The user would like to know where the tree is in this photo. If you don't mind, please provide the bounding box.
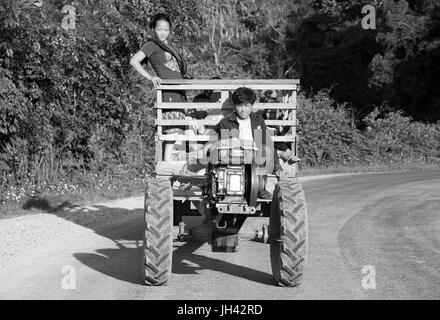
[0,0,202,182]
[197,0,243,66]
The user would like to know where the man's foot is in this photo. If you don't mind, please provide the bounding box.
[258,190,273,199]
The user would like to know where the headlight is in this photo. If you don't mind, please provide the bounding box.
[226,169,245,195]
[228,174,242,192]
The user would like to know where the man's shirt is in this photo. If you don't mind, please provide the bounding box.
[237,117,253,141]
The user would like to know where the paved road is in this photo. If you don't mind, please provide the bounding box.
[1,171,439,299]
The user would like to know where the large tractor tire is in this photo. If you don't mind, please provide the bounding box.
[143,178,174,286]
[269,178,308,287]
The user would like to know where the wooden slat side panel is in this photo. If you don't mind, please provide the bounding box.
[289,91,297,156]
[160,79,300,85]
[272,136,296,142]
[158,135,296,142]
[155,119,296,126]
[158,84,297,90]
[159,135,216,141]
[156,119,219,126]
[155,102,296,109]
[156,89,163,163]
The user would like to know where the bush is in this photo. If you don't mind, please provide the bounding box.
[297,90,440,168]
[1,2,439,207]
[297,90,364,167]
[362,109,440,164]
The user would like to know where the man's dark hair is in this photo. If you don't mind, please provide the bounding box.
[232,87,256,106]
[149,13,172,29]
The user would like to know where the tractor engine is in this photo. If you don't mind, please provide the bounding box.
[204,163,266,215]
[200,140,268,252]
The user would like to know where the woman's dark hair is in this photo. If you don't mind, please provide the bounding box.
[232,87,256,106]
[193,94,211,103]
[149,13,172,29]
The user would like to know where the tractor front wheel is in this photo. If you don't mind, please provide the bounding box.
[143,178,174,286]
[269,178,308,287]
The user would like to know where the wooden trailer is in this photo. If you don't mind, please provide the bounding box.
[153,79,300,203]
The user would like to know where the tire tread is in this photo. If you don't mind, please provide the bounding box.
[143,179,173,286]
[270,178,308,287]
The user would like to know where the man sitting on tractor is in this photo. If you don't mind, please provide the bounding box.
[216,87,285,198]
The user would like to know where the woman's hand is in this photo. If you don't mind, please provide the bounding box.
[151,76,162,88]
[279,150,301,164]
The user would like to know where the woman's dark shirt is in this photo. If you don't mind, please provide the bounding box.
[140,41,182,79]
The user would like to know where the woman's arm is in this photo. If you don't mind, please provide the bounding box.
[129,50,162,88]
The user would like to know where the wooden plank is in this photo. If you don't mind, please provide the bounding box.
[156,119,219,126]
[221,90,229,104]
[273,136,296,142]
[281,91,295,156]
[155,119,296,126]
[161,79,300,85]
[156,102,222,109]
[287,91,296,154]
[159,135,216,141]
[154,135,160,163]
[266,120,295,126]
[155,102,296,110]
[158,134,296,142]
[158,84,298,90]
[156,90,163,163]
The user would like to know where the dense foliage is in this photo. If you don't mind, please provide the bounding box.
[1,0,439,204]
[285,0,440,122]
[298,90,440,167]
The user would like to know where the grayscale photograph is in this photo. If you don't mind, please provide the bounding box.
[0,0,439,303]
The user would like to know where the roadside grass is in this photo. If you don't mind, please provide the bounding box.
[1,162,439,220]
[0,175,146,219]
[298,162,440,177]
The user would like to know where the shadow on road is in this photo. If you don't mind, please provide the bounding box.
[22,198,77,212]
[172,241,275,285]
[73,239,274,286]
[22,198,274,286]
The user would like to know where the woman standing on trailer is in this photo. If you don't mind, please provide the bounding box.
[130,13,187,113]
[130,13,190,161]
